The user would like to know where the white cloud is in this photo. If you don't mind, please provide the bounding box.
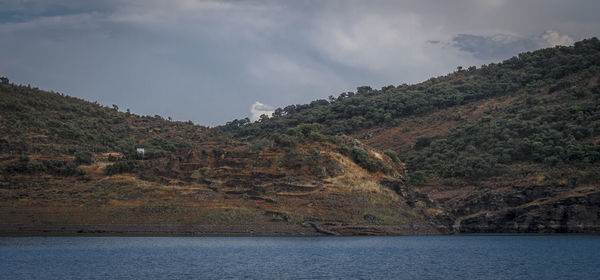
[539,30,574,47]
[250,101,273,121]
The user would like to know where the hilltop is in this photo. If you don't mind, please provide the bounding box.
[1,38,599,235]
[0,77,433,235]
[223,38,600,232]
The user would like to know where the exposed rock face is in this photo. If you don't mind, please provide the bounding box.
[457,191,600,233]
[380,178,456,233]
[414,183,599,233]
[380,178,433,207]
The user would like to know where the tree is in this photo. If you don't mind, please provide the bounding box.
[356,86,373,95]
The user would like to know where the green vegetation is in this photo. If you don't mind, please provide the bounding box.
[220,38,600,183]
[383,149,399,163]
[271,123,326,148]
[0,77,206,178]
[2,38,599,184]
[4,156,84,176]
[406,92,600,180]
[138,138,192,159]
[0,81,204,158]
[75,151,93,165]
[1,39,599,233]
[340,144,390,173]
[223,39,600,138]
[105,159,145,175]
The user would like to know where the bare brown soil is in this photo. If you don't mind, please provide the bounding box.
[0,140,441,236]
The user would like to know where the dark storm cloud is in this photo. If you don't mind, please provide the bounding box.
[0,0,115,23]
[0,0,599,125]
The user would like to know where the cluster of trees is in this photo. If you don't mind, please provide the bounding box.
[3,38,600,182]
[406,87,600,182]
[4,156,85,176]
[105,160,145,175]
[75,151,93,165]
[246,122,391,174]
[220,38,600,182]
[0,80,203,159]
[339,144,390,173]
[0,77,208,178]
[100,137,192,175]
[222,38,599,138]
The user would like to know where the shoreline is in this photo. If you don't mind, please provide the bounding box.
[0,223,442,237]
[2,224,599,237]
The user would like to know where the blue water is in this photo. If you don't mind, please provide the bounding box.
[1,235,599,279]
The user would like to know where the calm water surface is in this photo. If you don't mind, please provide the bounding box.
[1,235,599,279]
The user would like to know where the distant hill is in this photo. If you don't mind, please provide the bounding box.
[1,38,599,235]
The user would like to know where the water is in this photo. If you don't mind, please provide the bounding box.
[1,235,599,279]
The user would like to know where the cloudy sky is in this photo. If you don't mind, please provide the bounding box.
[1,0,599,125]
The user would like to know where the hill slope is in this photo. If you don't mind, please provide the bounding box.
[0,79,435,236]
[222,38,600,233]
[1,38,599,235]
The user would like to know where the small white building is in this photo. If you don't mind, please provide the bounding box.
[136,148,145,154]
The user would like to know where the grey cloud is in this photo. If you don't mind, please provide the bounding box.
[452,33,539,60]
[452,31,575,60]
[0,1,598,125]
[0,0,116,23]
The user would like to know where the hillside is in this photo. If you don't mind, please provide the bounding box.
[1,38,599,235]
[222,38,600,233]
[0,79,435,236]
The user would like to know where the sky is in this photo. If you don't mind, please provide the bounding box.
[1,0,599,126]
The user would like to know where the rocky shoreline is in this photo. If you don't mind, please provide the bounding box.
[0,222,441,237]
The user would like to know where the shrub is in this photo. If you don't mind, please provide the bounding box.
[384,149,399,162]
[42,160,83,176]
[408,170,427,186]
[108,154,118,162]
[106,160,144,175]
[249,138,273,152]
[4,156,84,176]
[279,149,305,169]
[75,151,93,165]
[273,133,298,148]
[340,145,389,173]
[4,156,31,173]
[339,144,351,156]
